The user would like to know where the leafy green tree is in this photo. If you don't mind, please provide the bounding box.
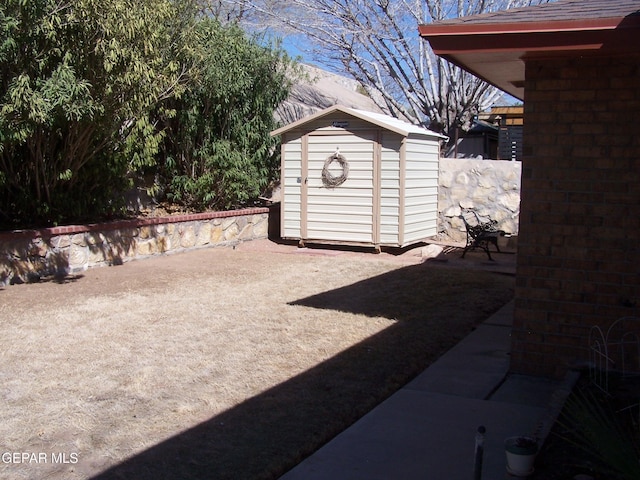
[0,1,294,227]
[156,19,294,210]
[0,0,195,226]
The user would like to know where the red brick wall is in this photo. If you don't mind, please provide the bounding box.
[511,53,640,378]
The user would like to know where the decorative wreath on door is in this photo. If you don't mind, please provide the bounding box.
[321,152,349,188]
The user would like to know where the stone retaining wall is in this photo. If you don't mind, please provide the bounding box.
[0,208,269,286]
[437,158,521,243]
[0,159,521,285]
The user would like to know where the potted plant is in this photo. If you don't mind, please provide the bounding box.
[505,435,538,477]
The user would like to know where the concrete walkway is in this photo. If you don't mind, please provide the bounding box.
[279,301,578,480]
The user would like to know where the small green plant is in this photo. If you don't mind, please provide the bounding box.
[514,437,537,451]
[154,20,294,211]
[558,385,640,480]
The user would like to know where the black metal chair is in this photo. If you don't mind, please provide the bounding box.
[460,209,505,260]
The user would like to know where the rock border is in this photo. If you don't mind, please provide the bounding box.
[0,208,269,286]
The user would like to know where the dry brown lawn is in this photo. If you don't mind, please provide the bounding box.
[0,240,514,480]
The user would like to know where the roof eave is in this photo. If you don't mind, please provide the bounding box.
[271,105,414,137]
[418,17,626,37]
[419,15,640,101]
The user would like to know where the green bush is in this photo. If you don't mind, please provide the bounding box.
[0,1,293,228]
[558,383,640,480]
[156,20,293,211]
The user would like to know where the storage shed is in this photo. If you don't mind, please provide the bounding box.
[271,105,446,249]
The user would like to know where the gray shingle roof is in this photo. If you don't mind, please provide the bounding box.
[434,0,640,26]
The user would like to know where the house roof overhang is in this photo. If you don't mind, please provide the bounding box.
[418,2,640,100]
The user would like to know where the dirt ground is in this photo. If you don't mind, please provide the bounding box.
[0,239,515,480]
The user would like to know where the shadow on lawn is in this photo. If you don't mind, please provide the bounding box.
[90,263,514,480]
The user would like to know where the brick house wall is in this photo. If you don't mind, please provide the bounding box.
[511,53,640,378]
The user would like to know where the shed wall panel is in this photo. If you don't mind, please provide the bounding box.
[406,139,440,156]
[403,137,440,243]
[282,138,303,238]
[406,188,438,200]
[378,132,402,245]
[305,132,375,243]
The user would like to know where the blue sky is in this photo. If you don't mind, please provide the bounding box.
[275,31,521,108]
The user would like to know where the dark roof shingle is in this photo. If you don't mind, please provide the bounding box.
[434,0,640,26]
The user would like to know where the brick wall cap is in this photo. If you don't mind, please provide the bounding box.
[0,208,269,241]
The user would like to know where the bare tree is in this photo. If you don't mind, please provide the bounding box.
[196,0,254,22]
[206,0,551,140]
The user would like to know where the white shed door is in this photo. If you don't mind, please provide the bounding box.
[305,132,376,243]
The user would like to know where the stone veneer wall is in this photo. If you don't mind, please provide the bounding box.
[0,208,269,286]
[437,157,521,243]
[0,160,521,286]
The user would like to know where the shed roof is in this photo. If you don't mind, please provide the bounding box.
[271,104,447,139]
[418,0,640,100]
